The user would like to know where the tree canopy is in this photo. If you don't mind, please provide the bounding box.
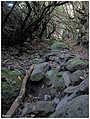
[2,1,89,48]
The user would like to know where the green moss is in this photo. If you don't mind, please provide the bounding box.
[66,58,88,71]
[46,70,63,81]
[48,38,56,46]
[46,70,59,80]
[1,68,22,114]
[46,70,65,91]
[49,112,56,118]
[67,58,87,66]
[31,74,38,81]
[68,59,86,65]
[31,72,44,81]
[1,68,22,80]
[54,78,65,91]
[51,41,69,50]
[1,68,22,92]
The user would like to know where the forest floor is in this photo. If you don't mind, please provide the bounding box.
[1,38,89,118]
[65,38,88,60]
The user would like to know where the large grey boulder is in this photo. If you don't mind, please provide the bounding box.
[64,85,79,94]
[71,70,84,85]
[30,62,49,81]
[79,77,89,92]
[55,95,69,111]
[21,101,55,116]
[64,78,89,94]
[46,70,65,91]
[50,95,89,118]
[65,58,88,72]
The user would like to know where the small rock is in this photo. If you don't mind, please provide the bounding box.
[79,77,89,92]
[31,114,35,117]
[62,71,71,87]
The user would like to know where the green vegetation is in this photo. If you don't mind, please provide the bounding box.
[1,68,22,114]
[51,41,69,50]
[1,1,89,117]
[2,1,89,49]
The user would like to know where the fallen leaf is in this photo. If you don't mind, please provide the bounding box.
[17,76,22,81]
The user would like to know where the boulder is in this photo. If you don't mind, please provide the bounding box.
[56,95,69,111]
[38,87,57,100]
[48,87,57,98]
[46,70,65,91]
[45,70,58,84]
[65,58,88,72]
[51,42,69,50]
[30,62,49,81]
[71,70,84,85]
[53,78,65,91]
[79,77,89,92]
[64,77,89,95]
[1,68,22,114]
[50,95,89,118]
[62,71,71,87]
[21,101,55,116]
[64,85,79,94]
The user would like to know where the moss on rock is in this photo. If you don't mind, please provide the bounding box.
[46,70,65,91]
[65,58,88,72]
[51,41,69,50]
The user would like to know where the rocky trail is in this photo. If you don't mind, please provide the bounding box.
[1,40,89,118]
